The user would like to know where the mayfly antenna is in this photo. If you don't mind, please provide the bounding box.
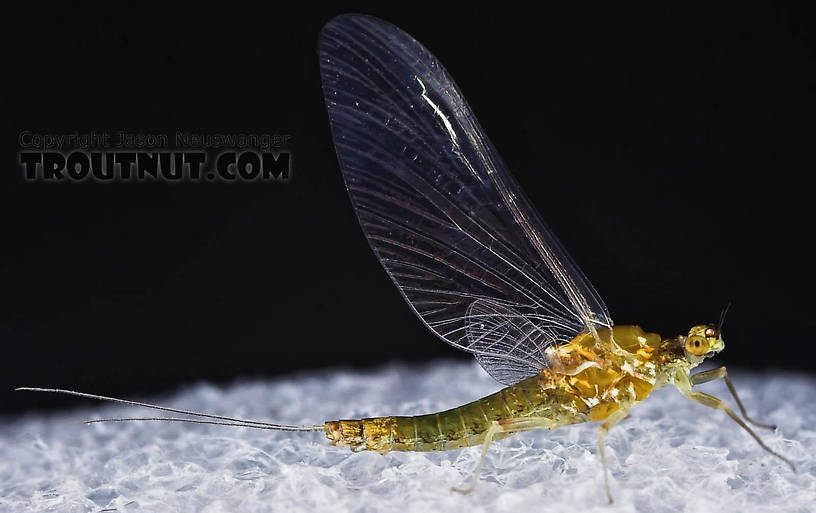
[15,387,324,432]
[718,302,732,331]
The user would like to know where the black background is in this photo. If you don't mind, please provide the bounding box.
[3,4,814,414]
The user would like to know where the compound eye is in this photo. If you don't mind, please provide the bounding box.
[686,336,709,356]
[704,327,715,337]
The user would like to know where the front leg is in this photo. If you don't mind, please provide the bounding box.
[674,371,796,472]
[691,366,774,430]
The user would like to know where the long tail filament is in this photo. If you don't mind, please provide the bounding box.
[16,387,324,432]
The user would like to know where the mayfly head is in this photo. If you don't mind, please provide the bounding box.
[684,324,725,358]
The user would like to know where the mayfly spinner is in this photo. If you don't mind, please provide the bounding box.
[20,14,796,503]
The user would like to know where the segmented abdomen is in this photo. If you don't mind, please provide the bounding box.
[324,374,588,452]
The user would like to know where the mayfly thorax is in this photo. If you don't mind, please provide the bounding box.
[19,13,796,504]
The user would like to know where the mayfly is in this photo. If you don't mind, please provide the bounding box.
[20,14,796,503]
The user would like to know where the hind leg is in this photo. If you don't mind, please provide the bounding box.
[452,416,558,494]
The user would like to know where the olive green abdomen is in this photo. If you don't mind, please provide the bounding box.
[324,374,588,453]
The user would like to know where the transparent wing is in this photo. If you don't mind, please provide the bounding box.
[319,14,612,385]
[466,299,556,385]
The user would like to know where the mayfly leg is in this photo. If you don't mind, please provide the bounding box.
[596,405,631,505]
[452,417,557,494]
[690,366,775,430]
[452,421,503,494]
[674,373,797,472]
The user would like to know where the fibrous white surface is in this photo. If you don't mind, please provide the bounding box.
[1,361,814,513]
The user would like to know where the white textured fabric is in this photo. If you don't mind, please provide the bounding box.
[2,361,814,513]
